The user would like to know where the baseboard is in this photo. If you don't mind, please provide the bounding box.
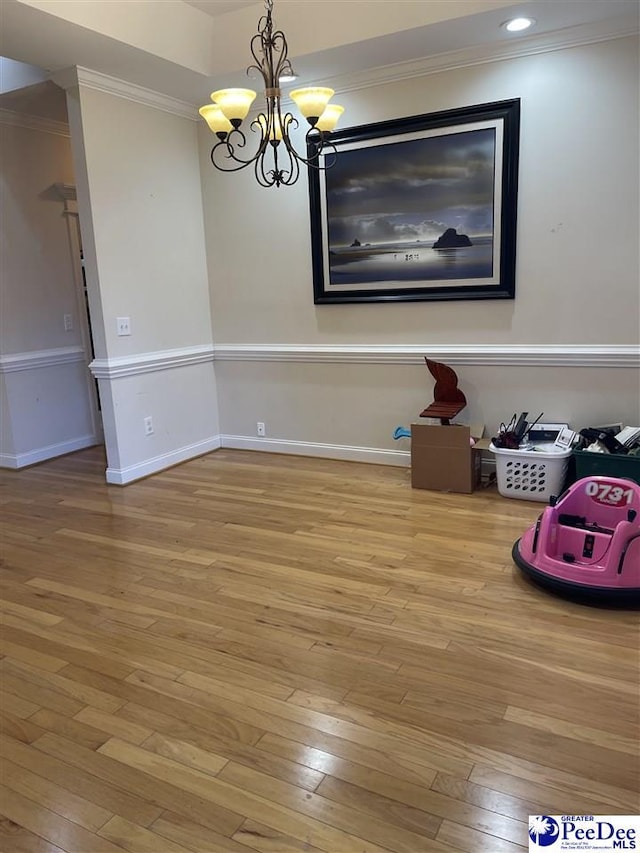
[105,436,221,485]
[0,432,497,481]
[0,435,100,469]
[220,434,500,477]
[220,434,411,467]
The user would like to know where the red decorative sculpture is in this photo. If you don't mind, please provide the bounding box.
[419,358,467,424]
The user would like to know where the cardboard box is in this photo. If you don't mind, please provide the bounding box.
[411,423,489,493]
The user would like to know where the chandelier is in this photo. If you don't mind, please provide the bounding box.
[198,0,344,188]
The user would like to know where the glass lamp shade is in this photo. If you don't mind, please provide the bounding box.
[315,104,344,132]
[290,87,334,121]
[199,104,233,134]
[257,113,284,141]
[211,88,257,123]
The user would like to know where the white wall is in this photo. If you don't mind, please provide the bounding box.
[202,36,640,461]
[0,116,99,468]
[1,121,78,352]
[64,80,220,482]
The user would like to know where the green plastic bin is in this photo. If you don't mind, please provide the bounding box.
[572,449,640,486]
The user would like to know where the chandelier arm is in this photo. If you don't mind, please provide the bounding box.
[253,155,285,188]
[276,139,300,187]
[254,158,273,188]
[287,149,301,185]
[304,134,339,171]
[209,124,272,172]
[275,124,338,170]
[253,140,286,188]
[211,144,261,173]
[275,108,301,185]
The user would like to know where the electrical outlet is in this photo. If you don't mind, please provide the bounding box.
[64,313,73,331]
[144,416,154,436]
[117,316,131,336]
[257,422,266,437]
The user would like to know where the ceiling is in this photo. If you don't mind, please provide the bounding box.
[182,1,256,16]
[0,0,637,120]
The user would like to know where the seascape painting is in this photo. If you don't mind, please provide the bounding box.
[308,100,520,303]
[326,128,496,286]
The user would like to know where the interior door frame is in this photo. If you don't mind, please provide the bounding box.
[54,182,103,442]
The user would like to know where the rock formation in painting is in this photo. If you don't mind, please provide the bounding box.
[433,228,472,248]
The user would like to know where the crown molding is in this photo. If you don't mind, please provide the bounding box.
[51,67,198,120]
[323,19,639,97]
[42,18,637,123]
[212,344,640,368]
[90,344,215,379]
[40,18,637,122]
[0,347,85,373]
[0,108,70,137]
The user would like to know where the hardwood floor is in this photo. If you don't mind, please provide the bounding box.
[0,446,638,853]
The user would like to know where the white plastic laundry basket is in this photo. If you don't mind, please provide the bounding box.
[489,442,572,502]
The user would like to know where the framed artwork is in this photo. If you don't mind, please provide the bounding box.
[308,99,520,304]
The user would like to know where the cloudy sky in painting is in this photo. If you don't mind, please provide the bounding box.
[325,127,496,247]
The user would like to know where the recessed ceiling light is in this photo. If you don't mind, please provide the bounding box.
[503,17,536,33]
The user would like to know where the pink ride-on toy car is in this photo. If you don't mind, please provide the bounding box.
[512,475,640,606]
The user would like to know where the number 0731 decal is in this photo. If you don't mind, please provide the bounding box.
[584,480,634,506]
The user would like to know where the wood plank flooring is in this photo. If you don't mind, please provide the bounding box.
[0,446,638,852]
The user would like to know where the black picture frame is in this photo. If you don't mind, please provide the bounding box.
[308,99,520,304]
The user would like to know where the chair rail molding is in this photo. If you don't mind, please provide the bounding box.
[85,342,639,379]
[212,344,640,368]
[89,344,215,379]
[0,347,85,373]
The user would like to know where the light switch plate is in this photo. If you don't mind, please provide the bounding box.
[116,317,131,336]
